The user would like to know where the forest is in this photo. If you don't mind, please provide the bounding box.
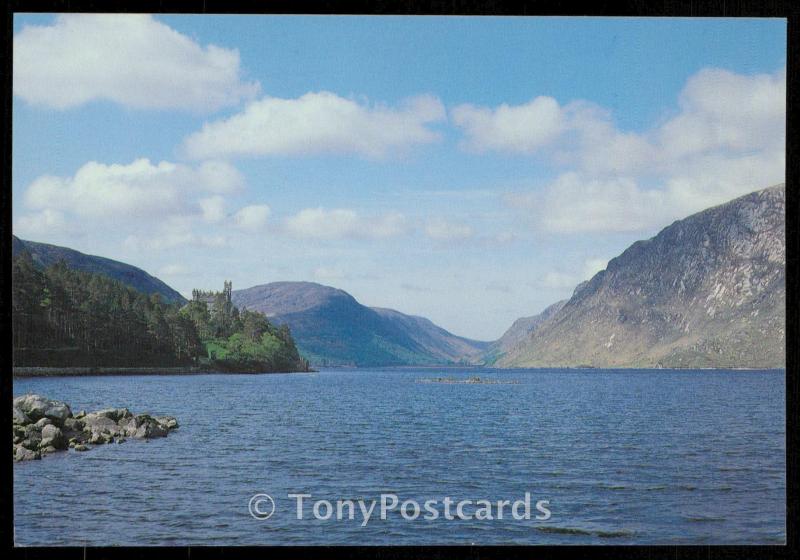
[11,252,310,372]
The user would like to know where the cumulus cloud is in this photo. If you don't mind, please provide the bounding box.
[14,14,259,112]
[183,92,446,159]
[13,157,268,252]
[508,173,670,233]
[451,96,564,154]
[424,218,474,241]
[284,207,409,240]
[14,209,76,238]
[233,204,271,232]
[484,67,786,233]
[22,158,244,221]
[199,196,227,223]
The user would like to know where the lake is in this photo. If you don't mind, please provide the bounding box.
[13,368,786,545]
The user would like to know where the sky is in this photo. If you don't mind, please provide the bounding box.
[11,15,787,340]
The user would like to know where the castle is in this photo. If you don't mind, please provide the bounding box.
[192,280,232,304]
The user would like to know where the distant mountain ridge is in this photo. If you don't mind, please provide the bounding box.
[496,185,786,368]
[12,236,186,304]
[231,281,489,367]
[483,299,566,365]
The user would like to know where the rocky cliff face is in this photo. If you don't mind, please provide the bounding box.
[483,300,566,365]
[232,282,488,367]
[497,185,786,368]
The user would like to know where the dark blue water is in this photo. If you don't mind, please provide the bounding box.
[13,368,785,545]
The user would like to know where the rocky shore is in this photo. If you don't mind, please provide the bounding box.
[13,394,178,462]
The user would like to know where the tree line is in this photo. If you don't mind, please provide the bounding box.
[12,252,309,372]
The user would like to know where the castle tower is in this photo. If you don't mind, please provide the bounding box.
[223,281,232,304]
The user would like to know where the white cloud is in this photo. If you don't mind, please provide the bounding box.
[486,67,786,233]
[451,96,564,154]
[233,204,271,232]
[183,92,445,159]
[14,14,259,112]
[509,173,670,234]
[424,218,474,241]
[22,158,244,221]
[199,196,227,223]
[14,158,254,252]
[14,209,75,238]
[284,207,409,240]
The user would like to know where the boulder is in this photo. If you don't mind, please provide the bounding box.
[74,444,89,452]
[63,417,84,432]
[41,424,66,450]
[95,408,132,422]
[82,413,121,436]
[156,416,179,430]
[35,418,52,429]
[14,445,41,461]
[14,395,72,425]
[119,416,140,437]
[14,394,49,421]
[13,407,30,426]
[44,402,72,426]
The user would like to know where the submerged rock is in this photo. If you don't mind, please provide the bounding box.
[11,394,179,462]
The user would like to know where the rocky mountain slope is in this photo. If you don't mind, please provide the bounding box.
[232,281,488,367]
[483,300,566,365]
[12,236,186,304]
[497,185,786,368]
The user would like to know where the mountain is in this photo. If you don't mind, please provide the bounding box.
[497,185,786,369]
[483,300,566,365]
[231,281,489,366]
[12,236,186,304]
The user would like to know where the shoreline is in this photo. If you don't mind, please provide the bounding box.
[12,366,304,378]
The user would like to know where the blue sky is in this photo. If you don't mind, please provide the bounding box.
[12,15,787,340]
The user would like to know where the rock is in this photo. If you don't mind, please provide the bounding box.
[82,413,121,436]
[89,432,106,445]
[14,394,49,421]
[14,445,41,462]
[14,395,72,425]
[95,408,132,422]
[41,424,66,450]
[44,402,72,426]
[133,417,168,439]
[20,425,42,450]
[12,395,178,460]
[13,407,31,426]
[63,417,84,432]
[156,416,179,430]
